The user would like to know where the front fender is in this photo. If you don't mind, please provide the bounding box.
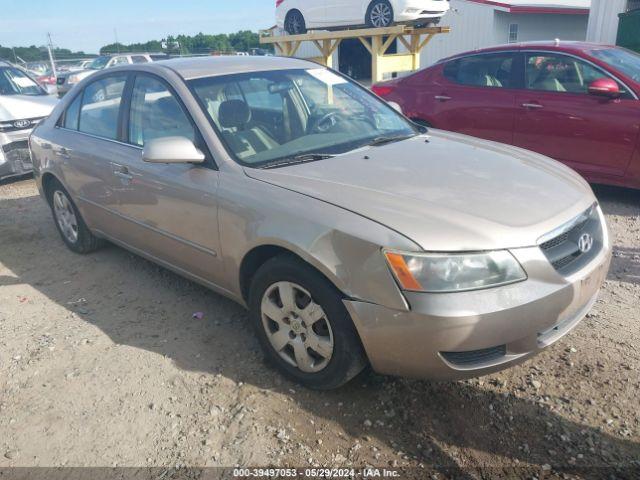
[218,173,419,311]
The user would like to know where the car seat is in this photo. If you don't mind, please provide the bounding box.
[218,99,279,159]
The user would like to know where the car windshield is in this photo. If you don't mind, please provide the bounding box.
[0,67,45,96]
[88,56,110,70]
[189,68,417,167]
[590,47,640,82]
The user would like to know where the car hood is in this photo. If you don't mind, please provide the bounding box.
[244,130,596,251]
[0,94,58,122]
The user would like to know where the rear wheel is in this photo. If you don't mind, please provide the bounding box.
[47,179,103,254]
[367,0,394,28]
[284,10,307,35]
[249,255,367,390]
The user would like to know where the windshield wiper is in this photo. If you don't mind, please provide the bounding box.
[366,134,415,147]
[262,153,335,169]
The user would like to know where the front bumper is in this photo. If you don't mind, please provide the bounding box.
[394,0,450,21]
[0,130,34,180]
[345,213,611,380]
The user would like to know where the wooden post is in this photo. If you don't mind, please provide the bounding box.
[260,25,450,83]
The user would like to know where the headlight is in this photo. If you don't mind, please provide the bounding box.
[384,250,527,293]
[68,74,80,84]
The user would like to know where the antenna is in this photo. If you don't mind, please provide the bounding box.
[46,32,57,76]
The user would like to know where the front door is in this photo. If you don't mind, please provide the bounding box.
[513,52,640,178]
[106,74,223,287]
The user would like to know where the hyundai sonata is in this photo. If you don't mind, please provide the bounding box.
[277,0,450,34]
[30,56,610,389]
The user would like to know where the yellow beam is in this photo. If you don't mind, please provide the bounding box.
[258,24,451,83]
[259,25,449,44]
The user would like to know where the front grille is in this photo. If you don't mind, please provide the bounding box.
[0,117,43,133]
[2,140,31,166]
[2,140,29,154]
[441,345,506,367]
[539,205,602,274]
[57,77,66,85]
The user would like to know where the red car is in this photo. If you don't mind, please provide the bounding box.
[373,42,640,190]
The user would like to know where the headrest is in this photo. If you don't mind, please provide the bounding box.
[218,99,251,129]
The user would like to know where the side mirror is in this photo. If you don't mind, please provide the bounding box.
[142,136,206,164]
[387,101,403,114]
[588,78,621,99]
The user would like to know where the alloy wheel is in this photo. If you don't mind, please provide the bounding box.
[53,190,79,243]
[370,2,393,27]
[261,281,334,373]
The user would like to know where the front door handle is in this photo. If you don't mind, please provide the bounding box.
[522,103,544,109]
[435,95,452,102]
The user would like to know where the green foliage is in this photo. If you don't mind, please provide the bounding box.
[0,44,92,62]
[99,30,270,55]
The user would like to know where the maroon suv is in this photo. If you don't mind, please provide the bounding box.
[373,42,640,190]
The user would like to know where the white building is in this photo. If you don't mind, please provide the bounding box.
[279,0,592,80]
[423,0,591,67]
[586,0,639,44]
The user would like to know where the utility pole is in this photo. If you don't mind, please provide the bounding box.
[114,29,120,53]
[46,32,57,76]
[12,47,17,64]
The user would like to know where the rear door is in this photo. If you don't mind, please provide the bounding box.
[52,73,131,233]
[105,73,224,286]
[423,52,520,145]
[513,52,639,177]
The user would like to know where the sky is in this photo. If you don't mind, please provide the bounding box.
[0,0,275,53]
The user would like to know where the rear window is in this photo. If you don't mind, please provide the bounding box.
[444,54,514,89]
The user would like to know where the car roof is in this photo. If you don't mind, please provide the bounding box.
[148,55,319,80]
[439,41,618,63]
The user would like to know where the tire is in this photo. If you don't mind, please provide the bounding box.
[249,255,367,390]
[46,179,103,254]
[366,0,394,28]
[284,10,307,35]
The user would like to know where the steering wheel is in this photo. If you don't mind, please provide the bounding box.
[310,111,342,133]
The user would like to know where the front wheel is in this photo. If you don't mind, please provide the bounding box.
[367,0,394,28]
[249,255,367,390]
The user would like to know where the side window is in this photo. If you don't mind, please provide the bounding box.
[128,75,196,147]
[131,56,148,64]
[63,94,82,130]
[78,74,127,140]
[238,78,282,111]
[525,53,630,96]
[443,54,514,88]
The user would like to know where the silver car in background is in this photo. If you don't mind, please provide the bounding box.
[30,56,611,389]
[56,53,156,97]
[0,61,58,180]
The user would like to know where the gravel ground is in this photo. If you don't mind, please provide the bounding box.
[0,177,639,479]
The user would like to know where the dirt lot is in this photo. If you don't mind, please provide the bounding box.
[1,177,639,478]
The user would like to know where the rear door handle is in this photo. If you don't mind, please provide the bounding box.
[435,95,452,101]
[522,103,544,109]
[114,171,134,181]
[55,147,71,158]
